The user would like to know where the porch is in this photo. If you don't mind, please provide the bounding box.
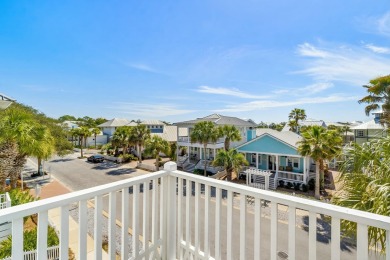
[0,162,389,259]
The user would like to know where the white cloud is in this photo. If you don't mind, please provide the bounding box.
[365,44,390,54]
[295,42,390,85]
[197,86,270,99]
[377,11,390,37]
[109,102,194,118]
[124,63,162,74]
[297,43,330,58]
[273,82,333,96]
[215,94,358,113]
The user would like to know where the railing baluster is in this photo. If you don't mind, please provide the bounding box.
[185,179,192,258]
[166,167,177,259]
[227,190,233,260]
[288,206,296,260]
[37,211,48,260]
[94,195,102,260]
[254,198,261,260]
[357,223,368,260]
[204,184,210,259]
[121,189,129,259]
[60,205,69,260]
[386,229,390,260]
[160,177,164,250]
[194,182,200,259]
[270,201,277,260]
[79,200,87,260]
[151,179,158,257]
[215,187,221,260]
[309,211,317,260]
[12,218,23,260]
[177,178,183,259]
[331,217,340,260]
[133,184,139,258]
[143,181,150,259]
[240,194,246,260]
[109,191,117,259]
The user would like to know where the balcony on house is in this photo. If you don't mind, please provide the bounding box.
[0,162,389,260]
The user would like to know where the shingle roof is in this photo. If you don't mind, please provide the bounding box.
[98,118,131,127]
[141,120,166,125]
[175,114,257,127]
[255,128,302,148]
[350,120,386,130]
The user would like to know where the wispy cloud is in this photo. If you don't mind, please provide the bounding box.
[215,94,358,113]
[365,44,390,54]
[124,62,163,74]
[294,42,390,85]
[377,11,390,37]
[109,102,195,118]
[196,86,270,99]
[272,82,333,96]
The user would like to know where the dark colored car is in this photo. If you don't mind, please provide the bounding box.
[87,154,104,163]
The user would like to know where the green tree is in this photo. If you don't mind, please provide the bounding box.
[190,121,219,176]
[333,138,390,253]
[130,125,151,163]
[288,108,307,133]
[358,74,390,126]
[218,125,242,151]
[73,126,91,158]
[112,126,132,155]
[91,127,101,148]
[212,149,248,181]
[144,135,170,171]
[297,126,342,199]
[58,115,77,122]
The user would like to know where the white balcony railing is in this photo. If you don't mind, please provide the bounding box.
[0,162,389,259]
[178,137,225,144]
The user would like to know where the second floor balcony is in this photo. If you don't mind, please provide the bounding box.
[0,162,389,259]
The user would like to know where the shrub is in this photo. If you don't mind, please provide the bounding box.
[119,154,137,163]
[308,178,315,191]
[293,182,301,191]
[286,182,293,189]
[0,226,59,258]
[193,169,213,176]
[278,180,285,188]
[301,184,308,192]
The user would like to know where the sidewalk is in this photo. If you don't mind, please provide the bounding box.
[29,176,109,259]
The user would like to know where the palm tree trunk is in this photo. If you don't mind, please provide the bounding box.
[319,160,325,191]
[315,161,320,199]
[138,144,142,163]
[227,169,233,181]
[80,144,84,158]
[203,145,207,176]
[155,154,160,171]
[224,138,229,151]
[94,134,97,148]
[37,157,42,175]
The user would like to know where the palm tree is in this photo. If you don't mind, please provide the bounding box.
[297,125,342,199]
[144,135,170,171]
[218,125,242,150]
[90,127,101,148]
[130,125,151,163]
[112,126,131,155]
[73,127,91,158]
[358,74,390,126]
[212,149,248,181]
[190,121,219,176]
[288,108,307,133]
[333,137,390,253]
[32,126,55,176]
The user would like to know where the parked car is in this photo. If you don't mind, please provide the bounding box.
[87,154,104,163]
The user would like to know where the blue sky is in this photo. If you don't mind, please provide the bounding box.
[1,1,390,123]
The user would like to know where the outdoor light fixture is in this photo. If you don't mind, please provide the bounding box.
[0,94,15,110]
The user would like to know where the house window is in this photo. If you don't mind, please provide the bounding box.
[357,130,364,137]
[287,157,299,169]
[251,154,256,164]
[258,154,262,165]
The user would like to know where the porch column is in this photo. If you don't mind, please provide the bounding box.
[256,153,259,169]
[213,148,216,159]
[200,147,203,160]
[303,156,308,183]
[275,156,279,173]
[187,146,190,156]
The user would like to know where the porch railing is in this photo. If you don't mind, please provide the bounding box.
[277,171,305,182]
[0,162,389,259]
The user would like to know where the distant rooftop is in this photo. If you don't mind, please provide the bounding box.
[175,114,257,127]
[98,118,131,127]
[255,128,302,148]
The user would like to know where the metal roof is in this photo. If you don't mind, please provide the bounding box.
[350,120,386,130]
[98,118,131,127]
[255,128,302,148]
[175,114,257,127]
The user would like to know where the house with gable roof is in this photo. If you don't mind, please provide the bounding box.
[236,128,315,188]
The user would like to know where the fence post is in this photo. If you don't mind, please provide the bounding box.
[163,162,177,260]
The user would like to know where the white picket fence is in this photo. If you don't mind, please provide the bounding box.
[1,245,59,260]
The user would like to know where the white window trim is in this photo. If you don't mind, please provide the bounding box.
[287,157,300,170]
[356,130,364,137]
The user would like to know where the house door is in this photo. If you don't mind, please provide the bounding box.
[268,155,275,171]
